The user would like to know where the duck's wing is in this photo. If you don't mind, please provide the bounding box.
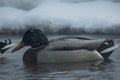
[49,36,90,42]
[46,38,106,51]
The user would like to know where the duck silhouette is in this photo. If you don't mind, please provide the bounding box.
[12,28,118,64]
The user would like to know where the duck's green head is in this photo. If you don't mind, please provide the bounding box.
[12,28,48,52]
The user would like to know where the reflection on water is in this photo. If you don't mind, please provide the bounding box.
[24,61,101,72]
[0,35,120,80]
[21,59,115,80]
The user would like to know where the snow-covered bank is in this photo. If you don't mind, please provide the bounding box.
[0,1,120,34]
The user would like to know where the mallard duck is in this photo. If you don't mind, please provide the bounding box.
[12,28,118,64]
[0,39,15,55]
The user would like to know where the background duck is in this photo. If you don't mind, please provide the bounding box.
[0,39,15,55]
[12,28,118,64]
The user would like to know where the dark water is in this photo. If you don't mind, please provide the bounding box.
[0,35,120,80]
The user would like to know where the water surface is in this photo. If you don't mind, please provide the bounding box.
[0,34,120,80]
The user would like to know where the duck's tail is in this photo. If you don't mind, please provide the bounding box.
[97,40,119,58]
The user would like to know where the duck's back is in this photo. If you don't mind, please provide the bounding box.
[45,38,106,51]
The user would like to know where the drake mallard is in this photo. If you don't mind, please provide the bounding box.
[12,28,118,64]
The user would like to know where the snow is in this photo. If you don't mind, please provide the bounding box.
[0,0,120,34]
